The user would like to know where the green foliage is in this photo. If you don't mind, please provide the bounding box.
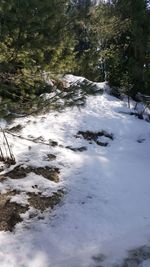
[0,0,76,100]
[0,0,150,105]
[95,0,150,97]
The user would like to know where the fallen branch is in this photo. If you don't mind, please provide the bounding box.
[5,130,51,146]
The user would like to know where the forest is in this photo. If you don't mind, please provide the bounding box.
[1,2,150,267]
[0,0,150,105]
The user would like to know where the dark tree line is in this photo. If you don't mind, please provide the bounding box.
[0,0,150,101]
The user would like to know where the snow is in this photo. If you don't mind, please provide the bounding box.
[63,74,109,92]
[63,74,85,84]
[140,260,150,267]
[0,78,150,266]
[10,192,29,206]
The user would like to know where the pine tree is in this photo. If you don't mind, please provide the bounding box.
[0,0,75,99]
[0,0,70,70]
[113,0,150,96]
[92,0,150,96]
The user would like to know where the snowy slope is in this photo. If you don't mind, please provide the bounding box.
[0,78,150,267]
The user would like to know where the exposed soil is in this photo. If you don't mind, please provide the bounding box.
[0,191,28,232]
[0,158,63,231]
[4,165,30,179]
[33,166,60,182]
[0,189,64,231]
[92,253,106,264]
[8,124,24,132]
[137,138,145,143]
[118,245,150,267]
[3,165,60,182]
[91,246,150,267]
[49,139,58,147]
[46,154,57,161]
[28,189,64,212]
[0,175,6,182]
[75,130,113,146]
[0,166,4,172]
[65,146,87,152]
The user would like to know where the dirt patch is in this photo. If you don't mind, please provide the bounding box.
[5,165,30,179]
[0,166,4,173]
[4,165,60,182]
[0,188,64,231]
[8,124,24,132]
[49,139,58,147]
[92,253,106,265]
[118,245,150,267]
[75,130,113,146]
[34,166,60,182]
[0,191,28,231]
[28,189,64,211]
[137,138,145,143]
[46,154,57,161]
[0,175,6,182]
[91,246,150,267]
[66,146,87,152]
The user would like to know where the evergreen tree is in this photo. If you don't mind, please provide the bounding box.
[0,0,75,98]
[0,0,71,70]
[0,0,150,102]
[69,0,102,80]
[113,0,150,96]
[94,0,150,96]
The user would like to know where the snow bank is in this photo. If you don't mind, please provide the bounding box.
[0,77,150,267]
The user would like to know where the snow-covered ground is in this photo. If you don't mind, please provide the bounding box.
[0,78,150,267]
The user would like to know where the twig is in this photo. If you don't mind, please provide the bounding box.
[5,130,51,146]
[0,128,16,164]
[2,129,15,161]
[0,147,5,161]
